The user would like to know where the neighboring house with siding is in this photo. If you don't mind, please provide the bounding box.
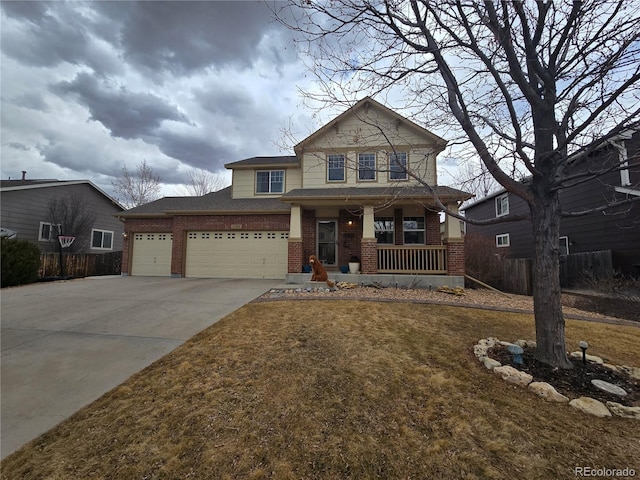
[462,130,640,276]
[0,178,124,253]
[117,97,472,284]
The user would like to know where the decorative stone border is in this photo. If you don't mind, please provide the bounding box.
[474,337,640,419]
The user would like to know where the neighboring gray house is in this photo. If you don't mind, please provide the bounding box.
[0,178,124,253]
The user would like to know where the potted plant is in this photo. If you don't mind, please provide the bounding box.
[349,255,360,274]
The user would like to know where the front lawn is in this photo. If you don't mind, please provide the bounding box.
[2,301,639,479]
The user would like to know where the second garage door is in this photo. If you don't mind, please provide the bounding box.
[185,231,289,279]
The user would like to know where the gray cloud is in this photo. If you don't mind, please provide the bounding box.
[153,130,236,171]
[51,73,191,139]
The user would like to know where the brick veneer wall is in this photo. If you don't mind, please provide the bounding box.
[445,239,465,276]
[361,238,378,274]
[301,209,316,264]
[288,241,303,273]
[339,209,361,265]
[425,209,441,245]
[122,214,290,276]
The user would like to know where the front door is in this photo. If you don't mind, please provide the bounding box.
[317,220,337,266]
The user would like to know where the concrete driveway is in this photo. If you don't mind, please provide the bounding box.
[0,276,279,459]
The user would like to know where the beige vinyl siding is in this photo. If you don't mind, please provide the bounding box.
[231,168,302,199]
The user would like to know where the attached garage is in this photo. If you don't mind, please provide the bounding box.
[185,231,288,279]
[130,233,172,276]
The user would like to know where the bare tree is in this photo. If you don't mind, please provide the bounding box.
[112,159,162,208]
[277,1,640,368]
[180,169,228,196]
[48,193,96,253]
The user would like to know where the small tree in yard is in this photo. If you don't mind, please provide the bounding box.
[112,159,162,208]
[48,193,96,254]
[278,1,640,367]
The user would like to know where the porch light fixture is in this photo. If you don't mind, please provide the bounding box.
[123,232,128,239]
[347,220,353,226]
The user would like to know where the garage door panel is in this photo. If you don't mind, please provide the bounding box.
[185,231,287,279]
[131,233,172,276]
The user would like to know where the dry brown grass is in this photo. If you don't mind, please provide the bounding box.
[2,301,639,480]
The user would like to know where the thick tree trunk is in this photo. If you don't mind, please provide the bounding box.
[530,186,573,369]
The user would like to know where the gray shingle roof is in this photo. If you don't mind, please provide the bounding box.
[224,156,299,169]
[280,186,472,202]
[118,186,290,217]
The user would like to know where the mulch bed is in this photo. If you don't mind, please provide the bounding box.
[490,345,640,407]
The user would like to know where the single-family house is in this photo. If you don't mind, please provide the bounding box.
[117,97,472,285]
[0,177,125,253]
[463,130,640,276]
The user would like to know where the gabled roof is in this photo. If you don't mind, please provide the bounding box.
[0,179,124,210]
[117,186,290,218]
[294,97,447,156]
[225,156,299,169]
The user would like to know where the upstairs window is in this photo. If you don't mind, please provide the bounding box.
[374,217,394,244]
[92,229,113,250]
[327,154,345,182]
[389,152,408,181]
[403,217,425,244]
[256,170,284,194]
[358,153,377,181]
[495,193,509,217]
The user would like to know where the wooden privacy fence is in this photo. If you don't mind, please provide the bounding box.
[501,250,613,295]
[40,251,122,278]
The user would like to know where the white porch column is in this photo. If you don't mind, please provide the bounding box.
[442,204,463,241]
[362,205,375,239]
[289,204,302,240]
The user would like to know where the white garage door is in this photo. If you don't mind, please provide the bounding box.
[185,231,288,279]
[131,233,172,276]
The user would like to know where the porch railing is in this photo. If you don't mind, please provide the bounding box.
[377,245,447,274]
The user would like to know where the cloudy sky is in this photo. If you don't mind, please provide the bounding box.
[0,1,322,197]
[1,1,461,201]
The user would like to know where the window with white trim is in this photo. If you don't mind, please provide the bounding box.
[374,217,394,244]
[256,170,284,194]
[389,152,408,180]
[403,217,425,244]
[92,229,113,250]
[495,193,509,217]
[357,153,376,181]
[39,222,60,241]
[496,233,510,247]
[559,236,569,256]
[327,154,345,182]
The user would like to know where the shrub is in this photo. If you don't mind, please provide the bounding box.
[1,237,41,287]
[464,233,510,289]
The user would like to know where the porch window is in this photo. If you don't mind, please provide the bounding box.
[327,154,345,182]
[374,217,394,244]
[403,217,425,244]
[389,152,408,180]
[496,233,510,247]
[495,193,509,217]
[92,229,113,250]
[256,170,284,194]
[358,153,376,181]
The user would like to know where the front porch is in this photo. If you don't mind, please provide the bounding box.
[284,272,464,289]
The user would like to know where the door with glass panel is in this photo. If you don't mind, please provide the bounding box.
[317,220,337,266]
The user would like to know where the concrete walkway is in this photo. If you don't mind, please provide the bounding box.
[0,276,278,459]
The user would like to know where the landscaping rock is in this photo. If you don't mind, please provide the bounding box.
[603,363,618,372]
[474,344,488,358]
[528,382,569,403]
[515,339,528,348]
[606,402,640,419]
[482,357,501,370]
[493,365,533,387]
[569,351,604,364]
[591,379,627,397]
[569,397,611,417]
[525,340,537,348]
[617,365,640,380]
